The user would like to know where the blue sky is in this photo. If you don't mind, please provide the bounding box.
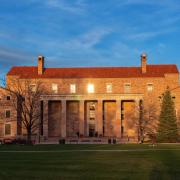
[0,0,180,78]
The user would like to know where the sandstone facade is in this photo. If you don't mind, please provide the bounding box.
[0,88,17,139]
[1,54,180,142]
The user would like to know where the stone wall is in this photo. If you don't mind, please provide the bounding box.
[0,88,17,138]
[3,67,180,141]
[48,101,61,137]
[66,101,79,137]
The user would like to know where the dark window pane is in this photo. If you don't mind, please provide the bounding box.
[5,110,11,118]
[7,96,11,100]
[5,124,11,135]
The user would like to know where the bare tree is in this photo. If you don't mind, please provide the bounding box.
[2,78,46,144]
[137,100,158,143]
[177,110,180,137]
[125,99,158,143]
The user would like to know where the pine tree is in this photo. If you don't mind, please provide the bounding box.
[157,88,179,142]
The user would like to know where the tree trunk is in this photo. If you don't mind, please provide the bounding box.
[27,128,32,145]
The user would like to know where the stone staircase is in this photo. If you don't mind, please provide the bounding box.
[38,136,138,144]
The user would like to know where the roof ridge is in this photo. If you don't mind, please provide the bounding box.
[147,64,177,66]
[11,66,37,68]
[7,64,179,78]
[9,64,177,69]
[45,66,140,69]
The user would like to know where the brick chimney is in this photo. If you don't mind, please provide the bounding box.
[38,55,44,75]
[141,53,147,74]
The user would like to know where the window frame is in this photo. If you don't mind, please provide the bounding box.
[70,84,76,94]
[124,83,131,93]
[6,96,11,100]
[52,83,58,94]
[147,83,154,92]
[4,123,11,136]
[5,109,11,118]
[106,83,112,93]
[30,84,36,92]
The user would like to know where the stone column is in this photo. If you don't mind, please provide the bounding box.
[36,101,42,143]
[61,100,66,138]
[135,99,140,142]
[43,100,49,138]
[79,100,85,136]
[115,100,121,138]
[97,100,103,136]
[135,99,140,121]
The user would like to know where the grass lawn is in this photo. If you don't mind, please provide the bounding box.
[0,144,180,180]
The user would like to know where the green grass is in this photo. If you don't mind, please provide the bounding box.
[0,144,180,180]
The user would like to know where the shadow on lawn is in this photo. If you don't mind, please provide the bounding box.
[149,149,180,180]
[149,167,165,180]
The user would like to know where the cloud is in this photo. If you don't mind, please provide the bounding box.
[109,42,140,59]
[155,43,166,54]
[45,0,87,14]
[0,32,10,39]
[161,16,180,26]
[0,46,35,66]
[64,27,112,49]
[126,28,178,41]
[0,45,37,80]
[117,0,179,7]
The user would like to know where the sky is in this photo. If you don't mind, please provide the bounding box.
[0,0,180,78]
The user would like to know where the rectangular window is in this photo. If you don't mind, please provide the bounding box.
[106,83,112,93]
[87,84,94,93]
[5,124,11,136]
[5,110,11,118]
[52,83,58,94]
[124,83,131,93]
[0,126,3,136]
[147,83,153,92]
[30,84,36,92]
[70,84,76,93]
[6,96,11,100]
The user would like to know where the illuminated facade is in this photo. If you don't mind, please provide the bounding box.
[1,54,180,143]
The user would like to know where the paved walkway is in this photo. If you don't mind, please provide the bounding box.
[0,149,180,153]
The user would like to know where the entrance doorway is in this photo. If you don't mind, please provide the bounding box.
[85,101,97,137]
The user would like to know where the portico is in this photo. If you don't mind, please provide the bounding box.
[41,94,143,141]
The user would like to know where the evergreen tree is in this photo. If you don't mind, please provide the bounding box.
[157,88,179,142]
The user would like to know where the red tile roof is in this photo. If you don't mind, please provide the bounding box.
[7,65,179,79]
